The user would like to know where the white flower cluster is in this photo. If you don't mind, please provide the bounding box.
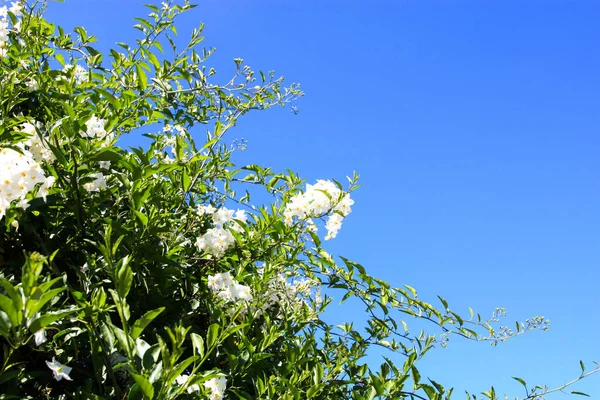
[176,373,227,399]
[0,2,22,57]
[154,124,188,164]
[208,272,253,305]
[195,205,248,258]
[83,172,107,192]
[163,123,186,137]
[63,63,88,85]
[18,122,55,164]
[25,78,38,92]
[256,267,320,318]
[176,374,200,394]
[0,146,55,219]
[283,179,354,240]
[204,377,227,400]
[82,115,113,147]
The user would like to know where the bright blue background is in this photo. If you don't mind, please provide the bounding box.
[44,0,600,397]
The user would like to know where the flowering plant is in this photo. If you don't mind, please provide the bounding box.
[0,1,597,399]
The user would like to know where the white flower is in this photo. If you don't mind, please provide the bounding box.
[0,15,9,58]
[46,357,72,381]
[254,267,319,319]
[195,227,234,258]
[63,63,88,85]
[18,122,56,164]
[208,272,253,311]
[197,204,216,215]
[324,213,344,240]
[203,377,227,400]
[176,374,200,393]
[212,208,234,227]
[83,116,112,144]
[283,179,354,239]
[194,206,250,257]
[208,272,231,292]
[34,329,47,346]
[0,146,54,219]
[25,78,38,92]
[8,2,22,17]
[83,172,107,192]
[233,283,253,302]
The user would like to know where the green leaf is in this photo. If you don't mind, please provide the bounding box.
[182,168,191,191]
[148,360,163,384]
[29,309,78,333]
[428,379,445,394]
[0,369,19,385]
[420,384,437,400]
[117,257,133,298]
[130,307,165,339]
[136,338,151,359]
[571,391,590,397]
[0,294,17,327]
[404,285,417,297]
[167,356,198,386]
[309,231,321,247]
[512,377,527,389]
[190,332,205,358]
[37,276,63,294]
[0,312,11,337]
[134,210,149,227]
[95,149,122,162]
[131,372,154,400]
[0,279,22,325]
[142,343,161,370]
[437,296,448,310]
[411,365,421,384]
[25,287,65,320]
[96,89,121,110]
[112,325,133,356]
[135,64,148,90]
[206,323,220,350]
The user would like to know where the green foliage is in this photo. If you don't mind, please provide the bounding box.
[0,1,597,399]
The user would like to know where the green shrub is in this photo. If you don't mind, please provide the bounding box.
[0,1,596,399]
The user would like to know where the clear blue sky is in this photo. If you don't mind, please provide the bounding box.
[45,0,600,397]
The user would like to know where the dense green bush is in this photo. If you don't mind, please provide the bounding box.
[0,1,597,399]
